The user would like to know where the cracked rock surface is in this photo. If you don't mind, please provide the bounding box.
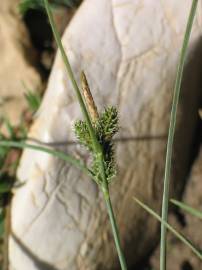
[9,1,202,269]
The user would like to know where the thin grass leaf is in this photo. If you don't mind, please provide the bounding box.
[0,145,9,167]
[171,199,202,220]
[24,91,41,113]
[133,197,202,260]
[2,118,15,139]
[44,0,99,153]
[0,140,90,176]
[17,122,28,138]
[160,1,198,269]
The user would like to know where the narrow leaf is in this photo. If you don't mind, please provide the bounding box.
[171,199,202,220]
[133,197,202,260]
[0,140,90,176]
[160,1,198,269]
[24,91,41,113]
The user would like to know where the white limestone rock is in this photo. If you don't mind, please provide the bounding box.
[9,1,202,269]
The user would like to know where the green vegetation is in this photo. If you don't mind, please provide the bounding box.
[44,0,127,268]
[134,197,202,260]
[0,0,201,269]
[0,89,42,268]
[24,91,41,113]
[19,0,81,15]
[171,199,202,220]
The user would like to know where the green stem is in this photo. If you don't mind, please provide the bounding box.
[103,188,128,270]
[160,1,198,269]
[0,140,89,175]
[44,1,128,269]
[44,0,99,153]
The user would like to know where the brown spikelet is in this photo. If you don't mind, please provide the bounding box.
[81,71,99,121]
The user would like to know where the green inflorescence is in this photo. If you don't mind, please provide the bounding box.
[74,106,119,185]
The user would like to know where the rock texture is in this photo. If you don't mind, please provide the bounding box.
[9,1,202,269]
[0,0,41,129]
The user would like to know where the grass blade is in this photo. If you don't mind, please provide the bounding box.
[171,199,202,220]
[0,140,89,175]
[44,0,99,153]
[134,197,202,260]
[24,91,41,113]
[160,1,198,269]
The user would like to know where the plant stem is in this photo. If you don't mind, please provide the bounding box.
[103,188,128,270]
[44,1,128,269]
[160,1,198,269]
[44,0,99,153]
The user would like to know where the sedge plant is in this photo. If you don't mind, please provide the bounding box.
[0,0,200,269]
[44,0,127,268]
[1,0,128,269]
